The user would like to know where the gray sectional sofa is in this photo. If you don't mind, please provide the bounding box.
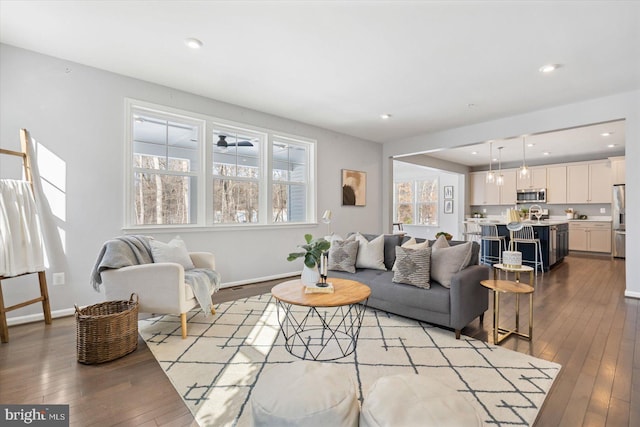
[328,233,489,339]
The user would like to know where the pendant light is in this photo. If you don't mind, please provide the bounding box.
[519,137,529,178]
[485,141,495,184]
[495,146,504,186]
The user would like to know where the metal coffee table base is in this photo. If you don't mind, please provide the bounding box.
[276,300,368,361]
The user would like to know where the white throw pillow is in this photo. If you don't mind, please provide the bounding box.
[150,236,195,269]
[430,240,473,288]
[354,233,387,270]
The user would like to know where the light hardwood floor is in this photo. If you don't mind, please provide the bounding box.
[0,254,634,426]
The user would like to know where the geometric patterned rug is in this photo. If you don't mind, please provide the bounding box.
[138,294,561,427]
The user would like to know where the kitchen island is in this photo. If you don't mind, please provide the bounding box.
[474,220,569,272]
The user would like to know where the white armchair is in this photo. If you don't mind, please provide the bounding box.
[102,252,216,339]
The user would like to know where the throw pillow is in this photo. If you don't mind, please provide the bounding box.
[431,234,450,250]
[392,246,431,289]
[354,233,387,270]
[328,239,359,273]
[430,241,473,288]
[392,238,429,271]
[150,236,195,269]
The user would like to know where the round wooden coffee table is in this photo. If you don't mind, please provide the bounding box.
[480,279,534,345]
[271,278,370,361]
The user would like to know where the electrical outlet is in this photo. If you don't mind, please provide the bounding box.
[600,208,606,213]
[52,272,65,286]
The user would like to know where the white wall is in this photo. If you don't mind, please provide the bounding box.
[382,90,640,297]
[0,44,383,322]
[393,161,464,240]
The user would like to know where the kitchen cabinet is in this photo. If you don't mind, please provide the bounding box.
[546,166,567,204]
[611,157,625,184]
[567,161,611,204]
[470,172,495,205]
[569,221,612,253]
[517,166,547,190]
[499,169,517,205]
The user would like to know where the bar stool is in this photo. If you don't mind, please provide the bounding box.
[480,224,507,265]
[462,221,482,243]
[510,224,544,275]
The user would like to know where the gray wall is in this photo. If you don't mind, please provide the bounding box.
[0,44,383,322]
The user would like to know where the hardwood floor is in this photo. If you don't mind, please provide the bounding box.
[0,254,635,426]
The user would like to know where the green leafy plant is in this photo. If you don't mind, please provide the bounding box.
[435,231,453,240]
[287,234,331,268]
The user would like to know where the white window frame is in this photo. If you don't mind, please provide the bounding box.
[393,178,439,226]
[124,99,317,230]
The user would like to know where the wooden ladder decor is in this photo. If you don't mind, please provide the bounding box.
[0,128,52,343]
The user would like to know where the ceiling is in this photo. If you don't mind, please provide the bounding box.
[1,1,639,149]
[422,119,626,168]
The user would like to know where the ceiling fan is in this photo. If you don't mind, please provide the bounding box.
[216,135,254,147]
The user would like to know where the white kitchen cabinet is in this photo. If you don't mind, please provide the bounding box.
[569,221,612,253]
[516,166,547,190]
[546,166,567,204]
[499,169,517,205]
[470,171,500,205]
[469,170,514,206]
[610,156,625,185]
[567,160,611,204]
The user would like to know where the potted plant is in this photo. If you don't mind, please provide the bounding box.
[435,231,453,241]
[287,234,331,285]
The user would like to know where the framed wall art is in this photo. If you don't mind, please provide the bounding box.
[444,185,454,199]
[444,199,453,214]
[342,169,366,206]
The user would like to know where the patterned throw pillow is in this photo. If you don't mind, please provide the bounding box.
[392,246,431,289]
[328,239,359,273]
[392,238,429,271]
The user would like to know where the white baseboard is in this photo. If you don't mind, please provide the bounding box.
[624,290,640,299]
[6,307,76,326]
[6,273,300,326]
[219,271,299,288]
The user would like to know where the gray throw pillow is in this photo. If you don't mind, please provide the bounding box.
[430,241,473,288]
[328,239,359,273]
[392,246,431,289]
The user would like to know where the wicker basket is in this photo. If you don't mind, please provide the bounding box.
[76,293,139,364]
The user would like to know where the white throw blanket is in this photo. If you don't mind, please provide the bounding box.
[0,179,45,277]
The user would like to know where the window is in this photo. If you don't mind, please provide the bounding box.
[127,100,315,228]
[272,137,309,223]
[393,178,439,225]
[131,109,203,225]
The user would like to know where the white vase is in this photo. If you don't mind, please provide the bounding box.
[301,264,320,286]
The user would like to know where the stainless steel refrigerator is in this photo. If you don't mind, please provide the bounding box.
[613,184,626,258]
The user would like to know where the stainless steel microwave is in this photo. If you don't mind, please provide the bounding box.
[516,188,546,204]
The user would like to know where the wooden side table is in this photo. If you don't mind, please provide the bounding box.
[480,279,534,345]
[492,264,534,285]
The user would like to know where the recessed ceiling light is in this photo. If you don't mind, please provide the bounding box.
[601,132,614,137]
[527,143,535,147]
[539,64,561,73]
[380,113,392,119]
[608,144,617,148]
[185,38,203,49]
[471,151,478,155]
[543,152,550,156]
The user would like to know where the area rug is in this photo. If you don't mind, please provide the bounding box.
[138,294,561,426]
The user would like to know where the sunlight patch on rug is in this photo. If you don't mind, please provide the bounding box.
[139,294,560,427]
